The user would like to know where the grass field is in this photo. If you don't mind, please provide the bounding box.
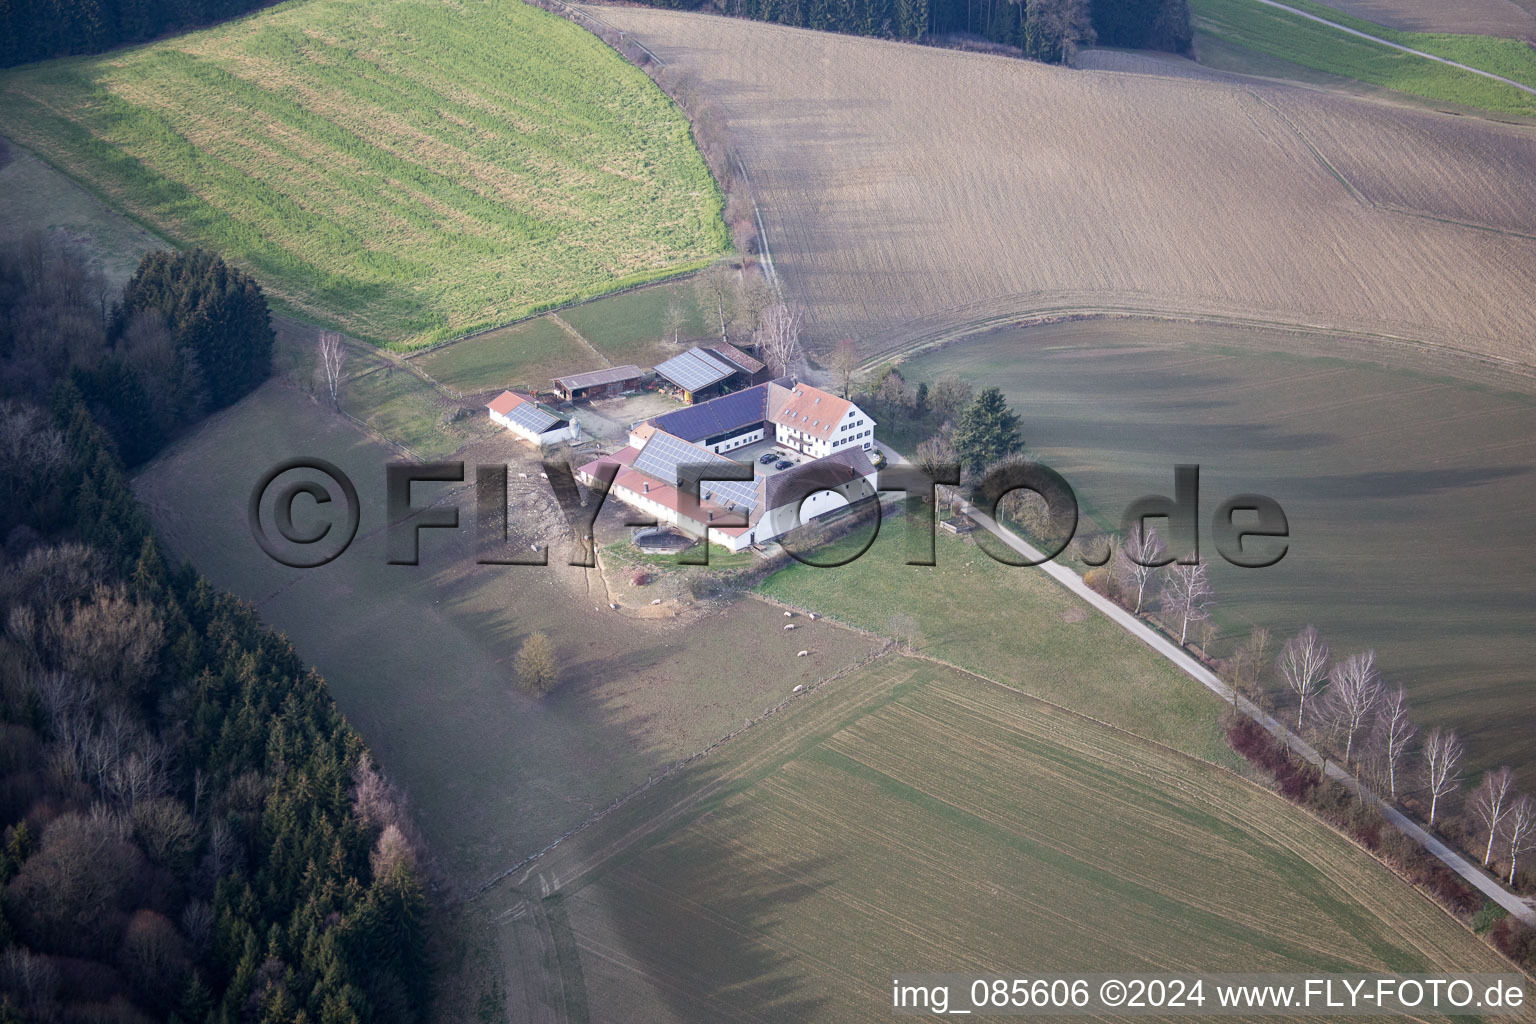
[1191,0,1536,114]
[1284,0,1536,73]
[516,656,1518,1023]
[902,319,1536,789]
[0,144,162,288]
[757,513,1241,767]
[0,0,727,348]
[407,276,716,399]
[592,7,1536,368]
[1312,0,1536,37]
[411,318,589,398]
[559,276,712,367]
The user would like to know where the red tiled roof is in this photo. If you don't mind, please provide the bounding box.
[487,390,526,415]
[770,382,853,440]
[710,342,765,375]
[577,446,639,480]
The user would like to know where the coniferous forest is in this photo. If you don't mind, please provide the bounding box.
[0,0,1191,70]
[637,0,1191,58]
[0,0,280,68]
[0,241,431,1023]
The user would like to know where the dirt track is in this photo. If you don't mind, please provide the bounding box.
[585,6,1536,368]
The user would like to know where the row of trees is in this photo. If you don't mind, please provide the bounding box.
[634,0,1190,62]
[1269,626,1536,883]
[1056,506,1536,902]
[1,0,279,68]
[0,238,273,467]
[0,381,430,1022]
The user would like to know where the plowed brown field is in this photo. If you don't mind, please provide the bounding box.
[589,6,1536,367]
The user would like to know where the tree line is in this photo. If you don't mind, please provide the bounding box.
[0,0,280,68]
[0,237,273,469]
[630,0,1190,63]
[0,311,428,1020]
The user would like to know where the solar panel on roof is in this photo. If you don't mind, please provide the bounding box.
[505,401,561,434]
[655,348,734,393]
[650,385,767,441]
[633,431,757,512]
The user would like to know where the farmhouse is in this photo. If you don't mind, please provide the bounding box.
[551,365,646,402]
[644,378,875,457]
[577,379,878,551]
[487,390,582,446]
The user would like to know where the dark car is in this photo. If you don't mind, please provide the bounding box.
[759,452,779,464]
[774,459,793,470]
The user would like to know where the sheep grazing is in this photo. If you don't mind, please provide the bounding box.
[783,623,796,630]
[796,652,808,658]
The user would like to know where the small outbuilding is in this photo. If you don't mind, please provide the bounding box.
[551,365,646,402]
[488,390,581,446]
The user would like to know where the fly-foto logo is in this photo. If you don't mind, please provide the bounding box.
[248,459,1289,570]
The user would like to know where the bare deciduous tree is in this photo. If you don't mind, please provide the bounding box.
[695,263,736,343]
[1422,727,1463,826]
[1159,561,1212,646]
[754,303,804,377]
[1505,795,1536,884]
[663,297,686,346]
[1026,0,1095,65]
[930,376,974,426]
[1322,650,1382,765]
[1278,626,1329,731]
[371,822,416,880]
[1373,685,1416,801]
[887,612,921,652]
[47,583,164,700]
[1472,765,1516,867]
[832,337,859,398]
[319,331,345,411]
[732,273,773,341]
[1114,524,1165,615]
[515,632,561,695]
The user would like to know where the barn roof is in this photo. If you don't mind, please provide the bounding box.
[763,448,876,511]
[653,347,736,392]
[553,365,645,390]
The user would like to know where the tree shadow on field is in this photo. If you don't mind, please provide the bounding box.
[1027,413,1339,457]
[1296,463,1533,501]
[565,795,840,1022]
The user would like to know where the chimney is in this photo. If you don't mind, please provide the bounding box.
[708,511,714,522]
[643,481,649,493]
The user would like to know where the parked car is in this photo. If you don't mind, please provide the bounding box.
[759,452,779,464]
[774,459,793,470]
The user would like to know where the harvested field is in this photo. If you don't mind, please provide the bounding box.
[1275,91,1536,235]
[586,6,1536,368]
[903,319,1536,788]
[0,0,727,348]
[512,657,1518,1023]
